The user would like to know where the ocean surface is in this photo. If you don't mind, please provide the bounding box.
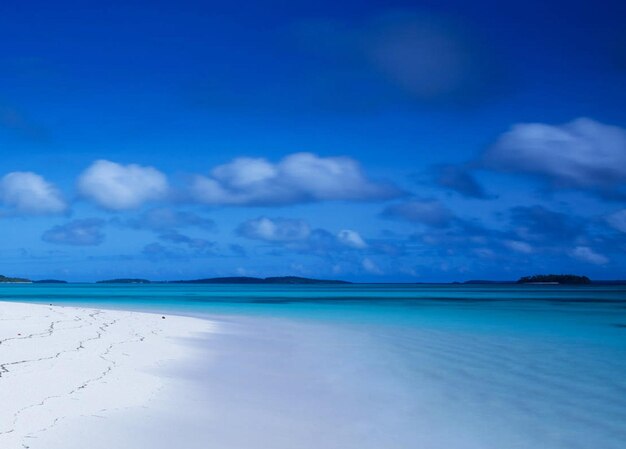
[1,283,625,448]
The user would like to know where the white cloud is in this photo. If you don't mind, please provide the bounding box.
[237,218,371,255]
[337,229,368,249]
[192,152,400,206]
[606,209,626,233]
[484,118,626,190]
[237,217,311,242]
[78,160,169,210]
[571,246,609,265]
[0,172,66,214]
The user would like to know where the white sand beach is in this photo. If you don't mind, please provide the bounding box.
[0,302,215,449]
[0,301,435,449]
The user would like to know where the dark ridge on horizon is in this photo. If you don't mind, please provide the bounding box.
[1,273,625,285]
[0,274,31,283]
[516,274,591,285]
[94,276,350,285]
[169,276,351,285]
[97,278,152,284]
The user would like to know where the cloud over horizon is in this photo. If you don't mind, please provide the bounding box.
[0,130,623,280]
[78,160,169,210]
[191,152,401,206]
[237,217,312,242]
[0,172,67,215]
[237,216,369,254]
[337,229,368,249]
[484,118,626,195]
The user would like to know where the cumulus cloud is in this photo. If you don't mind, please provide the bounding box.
[237,217,311,242]
[571,246,609,265]
[237,217,372,257]
[78,160,169,210]
[42,219,105,246]
[192,152,400,206]
[0,172,66,214]
[337,229,368,249]
[382,199,454,227]
[484,118,626,192]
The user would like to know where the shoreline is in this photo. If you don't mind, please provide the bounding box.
[0,301,216,449]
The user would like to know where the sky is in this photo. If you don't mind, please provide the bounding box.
[1,0,626,282]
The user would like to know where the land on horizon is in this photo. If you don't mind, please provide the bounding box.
[2,274,625,285]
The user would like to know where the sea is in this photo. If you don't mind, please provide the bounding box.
[1,283,625,449]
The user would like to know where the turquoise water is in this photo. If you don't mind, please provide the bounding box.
[1,283,626,448]
[1,283,625,340]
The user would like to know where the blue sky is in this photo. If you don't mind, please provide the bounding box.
[1,0,626,281]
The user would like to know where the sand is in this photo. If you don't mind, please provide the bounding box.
[0,301,215,449]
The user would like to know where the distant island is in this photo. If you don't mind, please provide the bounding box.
[0,274,31,283]
[0,273,622,285]
[516,274,591,285]
[97,278,152,284]
[172,276,350,284]
[0,276,69,284]
[96,276,350,285]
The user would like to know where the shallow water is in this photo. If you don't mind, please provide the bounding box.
[1,283,625,448]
